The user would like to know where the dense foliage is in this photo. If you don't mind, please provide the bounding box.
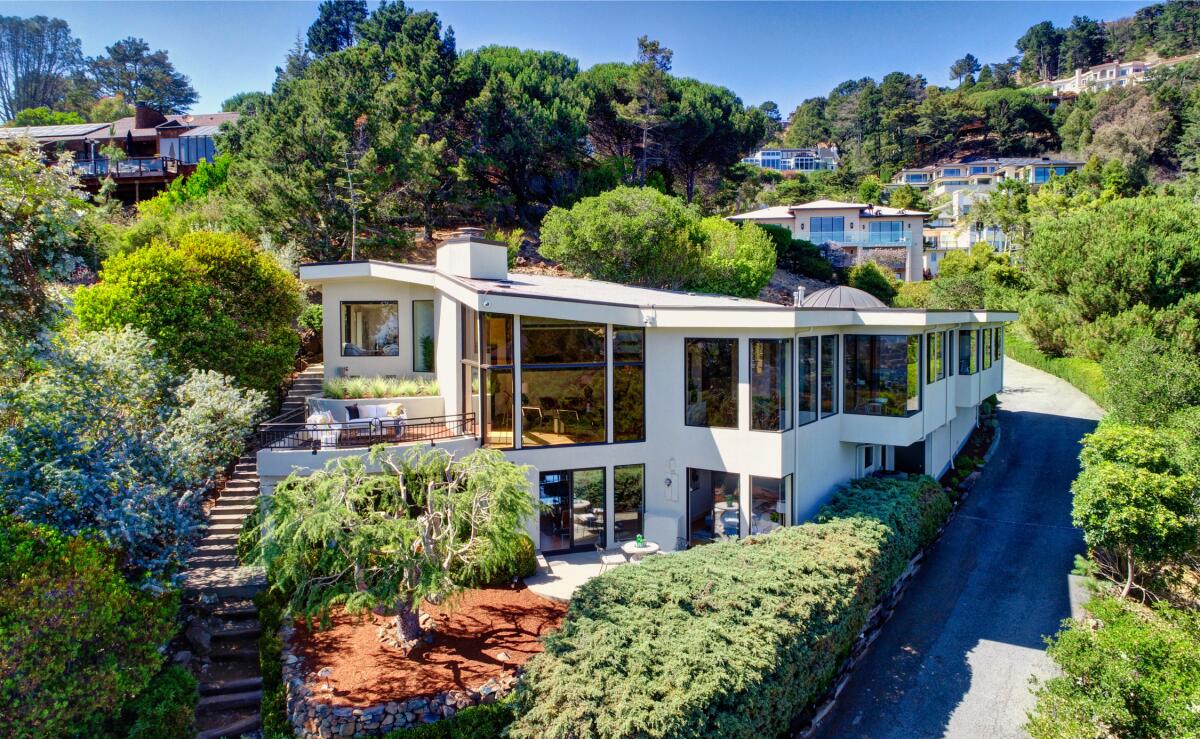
[847,261,899,304]
[511,476,950,738]
[75,231,303,394]
[0,517,178,738]
[385,701,515,738]
[0,327,265,580]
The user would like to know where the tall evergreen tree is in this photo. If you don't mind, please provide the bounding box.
[1058,16,1106,74]
[89,37,197,113]
[1017,21,1064,82]
[617,36,674,184]
[305,0,367,57]
[0,15,82,119]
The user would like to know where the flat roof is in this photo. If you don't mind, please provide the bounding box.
[453,272,780,309]
[0,122,107,140]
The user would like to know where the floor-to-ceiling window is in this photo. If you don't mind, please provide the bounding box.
[341,301,399,356]
[520,317,606,447]
[539,468,606,553]
[412,300,435,372]
[750,475,791,534]
[820,335,838,418]
[687,468,740,545]
[685,339,738,428]
[481,313,514,447]
[613,326,645,442]
[843,335,921,417]
[926,331,944,384]
[614,464,645,543]
[809,216,845,244]
[867,220,904,244]
[981,328,994,370]
[797,336,817,426]
[751,338,791,430]
[995,327,1004,361]
[958,329,977,375]
[460,306,480,437]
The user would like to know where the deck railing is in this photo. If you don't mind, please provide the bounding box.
[255,410,477,451]
[71,157,179,179]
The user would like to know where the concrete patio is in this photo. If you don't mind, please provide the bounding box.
[525,550,637,602]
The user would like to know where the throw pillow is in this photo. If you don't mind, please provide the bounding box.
[347,404,360,420]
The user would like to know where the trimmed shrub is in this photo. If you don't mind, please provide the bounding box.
[75,230,303,394]
[892,280,931,308]
[695,217,777,298]
[119,666,198,739]
[1028,597,1200,738]
[848,261,899,304]
[384,701,515,738]
[510,476,949,739]
[459,533,538,587]
[782,238,835,281]
[0,517,178,739]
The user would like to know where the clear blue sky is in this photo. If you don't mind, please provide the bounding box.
[8,1,1148,113]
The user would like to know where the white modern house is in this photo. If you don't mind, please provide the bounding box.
[741,146,840,173]
[1038,53,1199,95]
[729,199,928,282]
[257,233,1012,556]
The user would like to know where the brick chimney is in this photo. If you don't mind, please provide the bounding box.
[134,101,166,129]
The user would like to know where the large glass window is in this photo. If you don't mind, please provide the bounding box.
[412,300,435,372]
[797,336,817,426]
[520,317,606,447]
[867,220,904,244]
[614,464,645,543]
[685,339,738,428]
[613,326,645,442]
[958,329,977,375]
[948,330,955,376]
[982,328,994,370]
[750,475,791,534]
[461,306,480,437]
[809,216,845,244]
[687,468,740,546]
[995,327,1004,361]
[926,332,944,384]
[843,335,921,417]
[820,335,838,418]
[538,468,605,553]
[481,313,514,448]
[751,339,791,431]
[341,301,399,356]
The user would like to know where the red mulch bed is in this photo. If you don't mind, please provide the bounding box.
[290,586,566,706]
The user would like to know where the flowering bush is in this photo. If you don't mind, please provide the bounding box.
[0,517,178,738]
[0,327,265,580]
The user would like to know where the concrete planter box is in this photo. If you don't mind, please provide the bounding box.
[308,395,445,422]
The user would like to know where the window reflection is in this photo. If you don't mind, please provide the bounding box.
[797,337,817,426]
[614,464,644,543]
[685,339,738,428]
[958,329,977,375]
[982,328,994,370]
[687,468,740,545]
[751,339,791,431]
[413,300,435,372]
[520,318,607,447]
[820,335,838,418]
[483,368,514,448]
[539,468,605,553]
[926,332,944,384]
[341,302,399,356]
[613,326,644,442]
[750,475,791,534]
[843,335,921,417]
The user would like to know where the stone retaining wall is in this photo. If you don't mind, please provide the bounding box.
[281,624,519,738]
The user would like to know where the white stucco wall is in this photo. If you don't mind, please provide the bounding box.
[320,278,437,380]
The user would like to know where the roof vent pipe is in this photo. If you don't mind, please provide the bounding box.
[793,287,806,306]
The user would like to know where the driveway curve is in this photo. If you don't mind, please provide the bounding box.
[814,360,1103,739]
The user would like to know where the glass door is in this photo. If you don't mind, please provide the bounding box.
[539,469,606,554]
[539,472,571,553]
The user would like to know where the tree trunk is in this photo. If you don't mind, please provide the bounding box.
[1121,550,1134,599]
[394,599,423,654]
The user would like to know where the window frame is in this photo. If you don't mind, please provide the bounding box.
[613,326,646,444]
[750,338,792,432]
[518,317,608,448]
[842,334,922,418]
[796,335,818,427]
[819,335,839,419]
[684,338,740,429]
[613,463,646,543]
[339,300,401,357]
[412,299,435,372]
[749,474,792,534]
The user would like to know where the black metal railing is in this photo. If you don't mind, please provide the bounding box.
[72,157,179,179]
[255,411,477,451]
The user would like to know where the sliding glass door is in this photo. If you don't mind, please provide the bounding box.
[538,469,606,554]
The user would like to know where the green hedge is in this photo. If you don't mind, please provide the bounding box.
[509,475,950,739]
[1004,330,1107,408]
[384,701,515,738]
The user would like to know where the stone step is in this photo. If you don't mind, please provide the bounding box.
[183,566,265,600]
[208,641,260,662]
[211,599,258,618]
[199,676,263,696]
[196,713,261,739]
[213,623,262,640]
[199,532,240,545]
[198,690,262,711]
[223,482,260,491]
[210,513,250,524]
[188,554,240,568]
[216,495,258,505]
[206,523,243,534]
[211,504,256,515]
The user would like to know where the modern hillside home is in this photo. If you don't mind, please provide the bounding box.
[256,232,1012,557]
[0,102,237,203]
[740,145,840,173]
[1038,53,1199,94]
[729,199,928,281]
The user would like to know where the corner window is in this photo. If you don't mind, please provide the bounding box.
[982,328,994,370]
[751,338,791,431]
[995,327,1004,361]
[685,339,738,428]
[520,317,606,447]
[958,329,977,375]
[820,335,839,418]
[613,326,645,442]
[797,336,817,426]
[412,300,435,372]
[341,301,399,356]
[926,332,944,384]
[687,468,740,545]
[750,475,791,534]
[481,313,514,448]
[843,334,921,417]
[614,464,645,543]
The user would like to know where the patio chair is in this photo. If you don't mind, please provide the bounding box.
[597,542,627,574]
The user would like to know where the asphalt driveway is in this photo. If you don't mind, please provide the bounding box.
[814,360,1104,739]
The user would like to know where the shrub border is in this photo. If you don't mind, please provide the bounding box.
[795,422,1002,736]
[1004,331,1106,409]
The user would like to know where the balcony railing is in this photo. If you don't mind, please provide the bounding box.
[255,410,477,451]
[811,231,915,248]
[71,157,179,179]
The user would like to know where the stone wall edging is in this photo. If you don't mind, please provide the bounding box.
[281,624,518,738]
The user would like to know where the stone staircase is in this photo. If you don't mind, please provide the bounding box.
[184,363,323,739]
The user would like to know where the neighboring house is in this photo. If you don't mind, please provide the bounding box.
[741,145,839,173]
[890,156,1082,276]
[0,102,238,203]
[1038,53,1199,95]
[256,232,1012,558]
[729,199,927,282]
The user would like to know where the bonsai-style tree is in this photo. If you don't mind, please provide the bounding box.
[260,446,533,653]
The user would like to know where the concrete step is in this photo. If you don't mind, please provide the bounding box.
[200,676,262,696]
[216,495,258,505]
[196,713,261,739]
[188,554,240,568]
[206,523,243,534]
[210,514,251,525]
[213,623,262,640]
[183,566,265,599]
[211,599,257,618]
[211,504,256,515]
[223,482,259,491]
[199,532,240,545]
